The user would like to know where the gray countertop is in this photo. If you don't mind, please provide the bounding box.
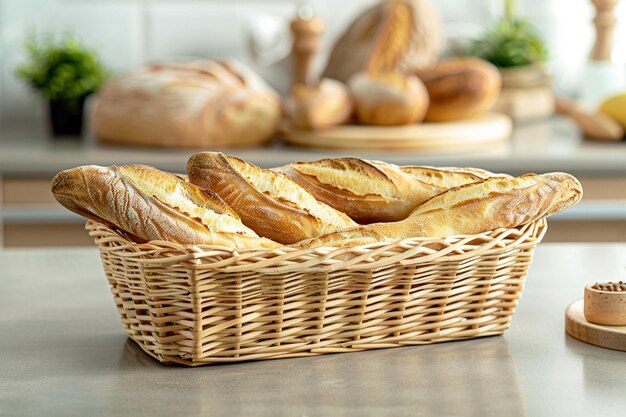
[1,243,626,416]
[1,117,626,177]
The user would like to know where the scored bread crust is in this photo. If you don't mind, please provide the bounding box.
[51,164,279,247]
[187,152,357,244]
[322,0,442,82]
[295,172,583,249]
[273,158,485,223]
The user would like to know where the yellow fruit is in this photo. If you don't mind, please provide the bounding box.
[599,93,626,129]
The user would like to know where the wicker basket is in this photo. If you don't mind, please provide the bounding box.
[87,218,547,366]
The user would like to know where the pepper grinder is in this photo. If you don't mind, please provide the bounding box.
[580,0,624,108]
[289,4,324,88]
[590,0,619,61]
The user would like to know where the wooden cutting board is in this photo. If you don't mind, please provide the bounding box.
[282,112,512,151]
[565,299,626,352]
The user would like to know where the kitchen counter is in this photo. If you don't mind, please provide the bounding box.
[1,244,625,416]
[1,117,625,176]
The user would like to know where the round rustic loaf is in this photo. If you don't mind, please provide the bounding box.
[284,78,353,130]
[348,71,429,126]
[92,60,281,147]
[416,58,501,122]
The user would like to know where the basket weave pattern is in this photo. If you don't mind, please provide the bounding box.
[87,219,547,366]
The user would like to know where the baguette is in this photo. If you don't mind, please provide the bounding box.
[51,164,279,248]
[432,166,506,180]
[295,172,582,248]
[187,152,358,244]
[273,158,486,223]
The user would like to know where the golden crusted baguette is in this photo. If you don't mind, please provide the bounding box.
[401,165,505,181]
[51,164,279,248]
[187,152,358,244]
[273,158,486,223]
[295,172,582,248]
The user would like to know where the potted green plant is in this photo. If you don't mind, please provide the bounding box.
[16,33,107,137]
[469,0,548,69]
[467,0,552,121]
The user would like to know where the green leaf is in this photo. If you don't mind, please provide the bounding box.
[467,17,548,68]
[14,31,109,100]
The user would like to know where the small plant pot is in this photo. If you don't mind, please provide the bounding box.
[492,64,555,122]
[499,63,551,89]
[48,96,86,137]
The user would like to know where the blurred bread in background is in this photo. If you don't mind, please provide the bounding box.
[416,58,501,122]
[283,78,353,130]
[348,71,429,125]
[92,59,281,148]
[323,0,442,83]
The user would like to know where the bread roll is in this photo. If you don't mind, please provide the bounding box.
[284,78,353,130]
[51,164,279,248]
[92,60,280,148]
[323,0,442,83]
[295,173,583,248]
[415,58,501,122]
[187,152,357,244]
[274,158,485,223]
[348,71,429,126]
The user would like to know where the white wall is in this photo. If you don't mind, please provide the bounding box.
[0,0,624,122]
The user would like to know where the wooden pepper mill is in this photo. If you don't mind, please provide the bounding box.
[580,0,624,110]
[590,0,620,61]
[290,5,325,87]
[284,5,353,131]
[560,0,625,141]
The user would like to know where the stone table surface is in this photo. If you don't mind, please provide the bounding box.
[1,243,626,416]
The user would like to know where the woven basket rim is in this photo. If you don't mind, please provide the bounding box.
[86,219,547,271]
[86,218,546,248]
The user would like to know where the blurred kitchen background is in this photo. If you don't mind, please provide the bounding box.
[1,0,626,247]
[1,0,624,121]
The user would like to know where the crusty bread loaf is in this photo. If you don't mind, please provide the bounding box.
[284,78,353,130]
[323,0,442,83]
[92,59,280,148]
[295,173,583,248]
[187,152,357,244]
[348,71,429,126]
[273,158,485,223]
[51,164,279,247]
[415,58,501,122]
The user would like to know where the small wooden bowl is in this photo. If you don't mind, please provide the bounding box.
[584,284,626,326]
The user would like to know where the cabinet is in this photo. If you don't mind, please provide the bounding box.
[1,177,92,247]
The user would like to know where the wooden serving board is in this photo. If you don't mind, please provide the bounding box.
[565,299,626,352]
[283,112,512,151]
